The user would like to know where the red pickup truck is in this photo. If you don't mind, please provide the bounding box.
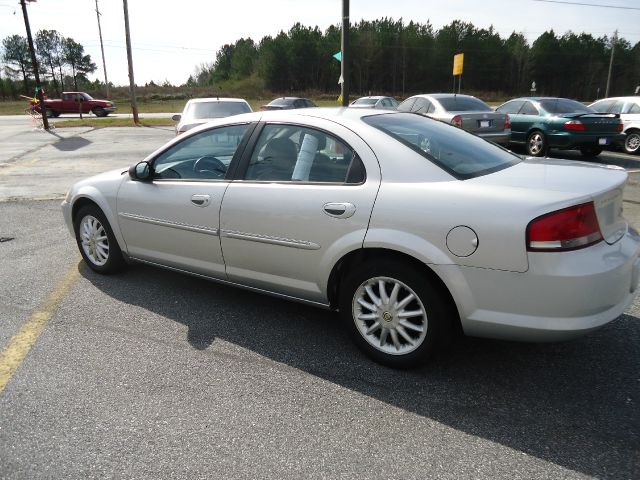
[33,92,116,118]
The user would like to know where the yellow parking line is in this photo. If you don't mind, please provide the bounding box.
[0,264,80,394]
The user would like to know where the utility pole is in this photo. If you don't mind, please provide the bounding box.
[605,29,617,98]
[340,0,350,106]
[122,0,139,124]
[95,0,110,98]
[20,0,49,130]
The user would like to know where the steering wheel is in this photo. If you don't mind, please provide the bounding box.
[193,155,226,176]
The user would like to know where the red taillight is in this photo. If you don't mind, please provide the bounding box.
[504,113,511,130]
[563,120,586,131]
[451,115,462,128]
[617,122,623,132]
[526,202,603,252]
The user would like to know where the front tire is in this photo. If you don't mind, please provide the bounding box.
[74,205,125,274]
[339,260,452,368]
[526,130,548,157]
[624,131,640,155]
[92,107,107,117]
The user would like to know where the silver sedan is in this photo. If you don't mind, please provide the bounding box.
[398,93,511,145]
[62,108,640,367]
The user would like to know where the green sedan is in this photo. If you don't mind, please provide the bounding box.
[496,97,625,157]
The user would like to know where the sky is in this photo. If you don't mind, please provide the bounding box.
[0,0,638,87]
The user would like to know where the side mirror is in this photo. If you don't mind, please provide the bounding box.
[129,161,152,181]
[172,114,181,122]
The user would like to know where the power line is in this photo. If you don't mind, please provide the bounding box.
[533,0,640,10]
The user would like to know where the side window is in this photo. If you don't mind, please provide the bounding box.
[609,101,625,114]
[519,102,539,115]
[244,124,364,184]
[397,98,416,112]
[293,99,305,108]
[153,124,251,181]
[628,103,640,114]
[412,98,431,114]
[63,94,71,101]
[427,102,436,114]
[591,100,613,113]
[496,100,524,114]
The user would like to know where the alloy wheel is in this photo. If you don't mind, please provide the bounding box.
[352,276,428,355]
[79,215,110,266]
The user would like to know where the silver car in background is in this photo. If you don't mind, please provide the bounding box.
[350,96,399,110]
[172,97,252,135]
[398,93,511,145]
[62,108,639,368]
[590,96,640,154]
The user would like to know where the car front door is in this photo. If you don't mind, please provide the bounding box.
[219,119,380,304]
[496,100,525,142]
[117,123,254,278]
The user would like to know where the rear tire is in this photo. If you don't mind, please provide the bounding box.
[624,131,640,155]
[526,130,548,157]
[74,205,126,274]
[579,146,603,157]
[339,260,452,368]
[44,107,56,118]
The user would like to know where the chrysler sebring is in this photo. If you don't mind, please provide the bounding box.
[62,108,640,367]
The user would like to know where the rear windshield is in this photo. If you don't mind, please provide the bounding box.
[353,98,378,105]
[437,96,491,112]
[188,101,251,119]
[539,99,593,114]
[268,98,294,106]
[363,113,521,179]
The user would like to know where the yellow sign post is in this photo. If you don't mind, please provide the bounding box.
[452,53,464,93]
[453,53,464,76]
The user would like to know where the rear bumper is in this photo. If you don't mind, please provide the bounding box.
[449,229,640,341]
[478,131,511,145]
[547,132,626,149]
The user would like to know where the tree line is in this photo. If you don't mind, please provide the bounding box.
[1,30,96,99]
[191,18,640,100]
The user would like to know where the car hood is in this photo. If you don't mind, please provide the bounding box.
[70,167,128,193]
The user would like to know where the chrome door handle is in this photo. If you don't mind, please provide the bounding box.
[323,202,356,218]
[191,194,211,207]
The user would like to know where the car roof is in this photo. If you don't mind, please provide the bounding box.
[591,96,640,103]
[355,96,386,100]
[183,107,394,137]
[187,97,249,104]
[409,93,478,100]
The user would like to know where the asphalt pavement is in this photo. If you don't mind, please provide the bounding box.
[0,115,639,479]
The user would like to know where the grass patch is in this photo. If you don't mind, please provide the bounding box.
[54,117,174,128]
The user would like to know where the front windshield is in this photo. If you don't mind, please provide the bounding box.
[363,113,521,179]
[81,93,94,101]
[187,101,251,119]
[539,99,593,114]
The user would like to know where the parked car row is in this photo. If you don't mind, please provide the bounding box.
[170,94,637,156]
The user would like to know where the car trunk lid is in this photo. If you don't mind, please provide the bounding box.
[477,158,627,245]
[560,113,622,133]
[457,111,506,133]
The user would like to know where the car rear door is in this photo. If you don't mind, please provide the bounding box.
[116,123,254,278]
[219,118,381,304]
